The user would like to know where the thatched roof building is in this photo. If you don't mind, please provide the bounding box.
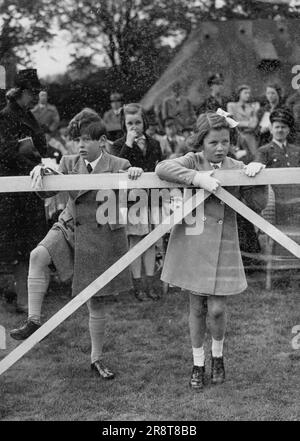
[141,19,300,110]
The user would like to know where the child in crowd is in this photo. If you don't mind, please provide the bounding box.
[112,103,163,301]
[155,112,267,390]
[10,109,142,380]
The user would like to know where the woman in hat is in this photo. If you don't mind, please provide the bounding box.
[156,111,267,390]
[0,69,48,313]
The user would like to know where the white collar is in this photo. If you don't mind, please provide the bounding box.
[84,151,103,170]
[273,139,287,149]
[210,162,222,168]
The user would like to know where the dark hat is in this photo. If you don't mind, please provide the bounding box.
[164,117,176,127]
[14,69,42,91]
[110,92,123,102]
[207,73,224,87]
[270,108,294,128]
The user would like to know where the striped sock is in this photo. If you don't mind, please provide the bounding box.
[89,310,106,364]
[28,277,49,324]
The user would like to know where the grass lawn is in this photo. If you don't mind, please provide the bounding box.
[0,273,299,421]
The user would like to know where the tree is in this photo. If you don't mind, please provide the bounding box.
[58,0,207,87]
[0,0,60,86]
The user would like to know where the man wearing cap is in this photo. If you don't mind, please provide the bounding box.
[161,81,196,132]
[32,90,60,135]
[0,69,48,313]
[195,73,229,116]
[103,92,123,141]
[255,108,300,225]
[160,117,187,159]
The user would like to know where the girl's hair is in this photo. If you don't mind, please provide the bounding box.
[236,84,251,100]
[120,103,149,133]
[265,82,282,101]
[68,108,107,140]
[191,112,232,149]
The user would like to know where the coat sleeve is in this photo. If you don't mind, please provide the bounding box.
[155,153,197,186]
[118,158,131,171]
[254,146,268,166]
[36,155,68,199]
[0,118,20,166]
[49,106,60,132]
[0,116,38,169]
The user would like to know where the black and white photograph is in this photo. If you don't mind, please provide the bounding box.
[0,0,299,424]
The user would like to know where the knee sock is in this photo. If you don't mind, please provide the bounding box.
[211,337,224,358]
[28,276,49,324]
[89,309,106,364]
[192,346,205,367]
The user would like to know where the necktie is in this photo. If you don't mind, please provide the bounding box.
[86,163,93,173]
[212,164,220,169]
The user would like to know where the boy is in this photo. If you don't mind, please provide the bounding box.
[10,109,142,380]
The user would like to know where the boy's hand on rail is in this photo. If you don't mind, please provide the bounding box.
[244,162,266,177]
[127,167,143,180]
[30,164,45,190]
[192,170,220,193]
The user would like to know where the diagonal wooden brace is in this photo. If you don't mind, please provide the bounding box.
[217,188,300,259]
[0,190,208,376]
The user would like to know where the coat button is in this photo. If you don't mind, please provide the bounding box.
[202,216,206,221]
[220,201,224,205]
[218,220,223,225]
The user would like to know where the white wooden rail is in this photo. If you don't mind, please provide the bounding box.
[0,168,300,192]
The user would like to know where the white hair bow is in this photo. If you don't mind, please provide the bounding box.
[216,108,239,128]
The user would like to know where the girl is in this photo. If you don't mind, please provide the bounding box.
[112,103,163,302]
[155,112,267,390]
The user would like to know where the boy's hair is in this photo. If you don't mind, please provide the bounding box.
[191,112,232,149]
[68,108,107,140]
[120,103,149,133]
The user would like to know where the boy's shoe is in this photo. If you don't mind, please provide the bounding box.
[146,286,160,301]
[211,355,225,384]
[91,360,115,380]
[133,278,149,302]
[10,319,40,340]
[189,365,205,390]
[145,276,160,301]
